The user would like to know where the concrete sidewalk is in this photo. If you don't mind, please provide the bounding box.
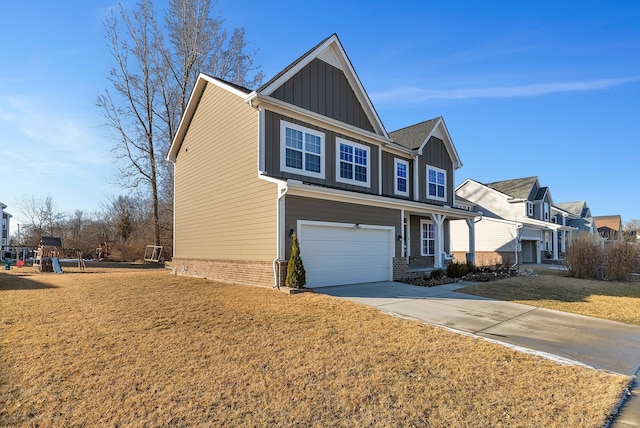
[315,281,640,426]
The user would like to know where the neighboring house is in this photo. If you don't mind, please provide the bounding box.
[167,34,478,288]
[554,201,596,235]
[594,215,622,240]
[450,176,576,265]
[1,202,11,249]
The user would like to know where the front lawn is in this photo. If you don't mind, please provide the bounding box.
[0,266,629,427]
[458,266,640,325]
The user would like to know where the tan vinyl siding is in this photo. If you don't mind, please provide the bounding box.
[271,59,375,132]
[284,195,401,258]
[419,136,453,205]
[173,83,277,261]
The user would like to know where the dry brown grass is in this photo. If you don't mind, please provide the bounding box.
[459,267,640,325]
[0,266,629,427]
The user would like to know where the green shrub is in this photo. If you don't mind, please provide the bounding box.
[446,261,476,278]
[430,269,445,280]
[565,233,603,279]
[285,233,306,288]
[604,240,640,281]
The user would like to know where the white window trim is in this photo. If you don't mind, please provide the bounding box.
[394,158,409,197]
[543,203,550,221]
[526,201,534,217]
[426,165,447,202]
[420,219,436,256]
[335,138,371,187]
[280,120,325,179]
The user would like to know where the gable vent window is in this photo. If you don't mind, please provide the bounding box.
[280,121,325,179]
[426,165,446,201]
[394,158,409,196]
[336,138,370,187]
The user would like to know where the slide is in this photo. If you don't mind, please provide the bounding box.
[51,257,64,274]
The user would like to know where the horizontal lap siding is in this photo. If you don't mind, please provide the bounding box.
[174,83,277,261]
[284,195,401,259]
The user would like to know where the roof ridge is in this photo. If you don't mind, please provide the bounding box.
[389,116,442,134]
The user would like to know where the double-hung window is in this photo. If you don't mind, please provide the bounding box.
[336,138,370,187]
[420,220,435,256]
[526,201,534,217]
[426,165,446,201]
[280,121,325,179]
[394,158,409,196]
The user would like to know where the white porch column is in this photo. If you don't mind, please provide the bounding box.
[400,209,405,258]
[552,229,559,260]
[464,218,476,264]
[433,214,446,268]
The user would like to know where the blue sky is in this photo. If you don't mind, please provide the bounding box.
[1,1,639,231]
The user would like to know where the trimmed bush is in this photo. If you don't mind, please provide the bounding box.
[446,261,477,278]
[565,233,604,279]
[604,240,640,281]
[285,233,306,288]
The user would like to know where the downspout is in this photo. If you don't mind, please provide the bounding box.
[273,184,289,289]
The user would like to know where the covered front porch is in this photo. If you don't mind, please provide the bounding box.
[397,208,479,273]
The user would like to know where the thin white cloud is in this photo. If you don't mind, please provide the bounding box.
[372,76,640,103]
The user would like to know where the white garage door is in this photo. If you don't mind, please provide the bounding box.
[298,221,394,288]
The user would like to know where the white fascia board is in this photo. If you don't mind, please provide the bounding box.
[167,73,250,163]
[417,117,462,169]
[247,93,398,149]
[285,180,478,220]
[257,35,388,138]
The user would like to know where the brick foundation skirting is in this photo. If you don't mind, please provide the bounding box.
[172,258,275,287]
[392,257,406,281]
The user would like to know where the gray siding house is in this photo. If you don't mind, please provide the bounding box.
[168,34,477,288]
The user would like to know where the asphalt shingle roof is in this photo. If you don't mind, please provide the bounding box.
[485,176,537,200]
[388,117,441,150]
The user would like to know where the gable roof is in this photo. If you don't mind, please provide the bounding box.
[594,215,622,231]
[257,34,388,138]
[167,74,251,162]
[389,116,462,169]
[485,176,538,200]
[556,201,588,217]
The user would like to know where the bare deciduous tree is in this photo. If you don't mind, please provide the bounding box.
[98,0,262,248]
[15,195,65,245]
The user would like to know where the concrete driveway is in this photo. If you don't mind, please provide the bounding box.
[315,281,640,376]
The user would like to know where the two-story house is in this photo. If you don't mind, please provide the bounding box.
[167,34,478,288]
[1,202,10,250]
[450,176,575,265]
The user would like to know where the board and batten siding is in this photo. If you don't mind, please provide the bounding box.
[173,82,277,261]
[381,151,413,199]
[263,111,380,194]
[284,195,401,259]
[419,137,454,205]
[270,58,375,133]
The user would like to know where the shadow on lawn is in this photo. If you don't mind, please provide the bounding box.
[0,272,59,290]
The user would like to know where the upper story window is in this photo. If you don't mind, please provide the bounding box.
[394,158,409,196]
[543,203,550,221]
[526,201,534,217]
[426,165,446,201]
[336,138,370,187]
[280,121,325,179]
[420,220,435,256]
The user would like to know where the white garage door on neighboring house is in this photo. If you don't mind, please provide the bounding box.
[297,221,394,288]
